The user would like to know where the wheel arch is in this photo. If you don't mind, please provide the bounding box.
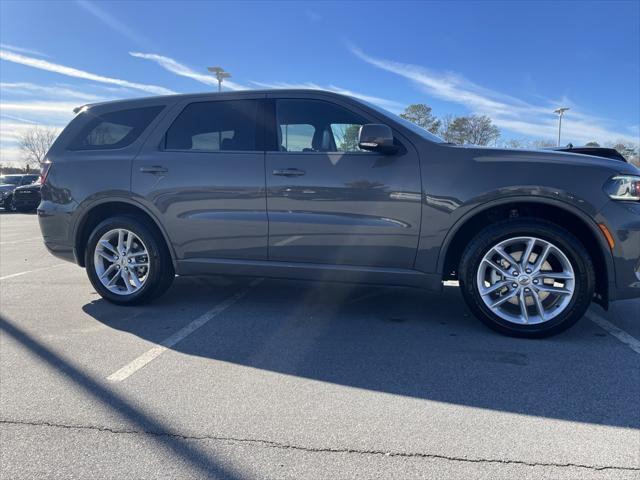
[73,199,175,269]
[438,197,613,307]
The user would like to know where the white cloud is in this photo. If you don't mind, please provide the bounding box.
[75,0,152,49]
[350,46,639,145]
[0,43,48,58]
[1,49,176,96]
[129,52,246,90]
[1,82,105,102]
[250,81,404,112]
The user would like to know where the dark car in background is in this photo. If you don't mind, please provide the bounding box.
[0,174,40,210]
[11,180,42,212]
[37,90,640,337]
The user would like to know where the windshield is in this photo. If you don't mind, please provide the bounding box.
[0,176,22,185]
[359,100,446,143]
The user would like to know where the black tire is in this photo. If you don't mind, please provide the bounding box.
[3,196,13,211]
[85,215,174,305]
[459,218,595,338]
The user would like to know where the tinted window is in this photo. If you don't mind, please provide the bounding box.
[276,99,367,153]
[1,176,22,185]
[69,106,164,150]
[21,175,39,185]
[165,100,259,151]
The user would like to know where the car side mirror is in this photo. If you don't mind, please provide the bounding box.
[358,124,397,154]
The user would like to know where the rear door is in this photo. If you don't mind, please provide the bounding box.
[265,95,422,268]
[132,94,268,261]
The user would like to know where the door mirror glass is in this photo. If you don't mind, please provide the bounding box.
[358,124,397,154]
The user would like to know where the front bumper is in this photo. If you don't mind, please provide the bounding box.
[599,201,640,301]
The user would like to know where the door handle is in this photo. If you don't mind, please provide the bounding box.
[272,168,306,177]
[140,165,168,175]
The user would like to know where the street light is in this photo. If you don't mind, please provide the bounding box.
[207,66,231,92]
[554,107,570,146]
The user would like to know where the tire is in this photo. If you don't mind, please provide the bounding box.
[459,218,595,338]
[85,215,174,305]
[2,196,13,211]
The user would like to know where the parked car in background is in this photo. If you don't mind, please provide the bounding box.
[0,174,40,210]
[11,180,42,212]
[37,90,640,338]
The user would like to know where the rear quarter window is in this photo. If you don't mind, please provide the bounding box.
[68,105,164,151]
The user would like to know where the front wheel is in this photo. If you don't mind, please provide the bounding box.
[85,215,174,305]
[459,219,595,338]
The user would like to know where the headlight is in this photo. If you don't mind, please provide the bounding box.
[604,175,640,201]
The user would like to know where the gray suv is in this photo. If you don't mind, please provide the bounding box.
[38,90,640,337]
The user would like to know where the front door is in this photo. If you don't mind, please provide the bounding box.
[266,97,422,268]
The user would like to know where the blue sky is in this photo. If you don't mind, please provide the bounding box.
[1,0,638,163]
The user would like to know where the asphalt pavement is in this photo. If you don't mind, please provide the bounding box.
[1,212,639,479]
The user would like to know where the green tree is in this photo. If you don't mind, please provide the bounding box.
[584,141,600,147]
[339,124,361,151]
[400,104,441,134]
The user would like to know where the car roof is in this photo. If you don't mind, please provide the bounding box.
[74,89,355,112]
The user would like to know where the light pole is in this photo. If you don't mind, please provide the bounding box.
[207,66,231,92]
[554,107,569,146]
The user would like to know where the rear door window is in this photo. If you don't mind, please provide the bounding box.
[69,105,164,150]
[165,100,260,152]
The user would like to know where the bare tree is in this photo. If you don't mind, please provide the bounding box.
[608,141,639,167]
[399,104,441,134]
[18,126,60,169]
[440,115,500,146]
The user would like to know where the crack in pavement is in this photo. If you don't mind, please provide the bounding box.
[2,418,638,472]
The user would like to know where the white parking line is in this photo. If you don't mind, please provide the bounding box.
[0,237,43,245]
[0,264,67,281]
[106,278,263,382]
[588,312,640,355]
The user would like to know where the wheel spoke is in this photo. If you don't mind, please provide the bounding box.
[129,271,142,289]
[129,261,149,268]
[128,251,148,258]
[482,258,511,278]
[99,263,117,280]
[532,243,552,273]
[96,250,115,262]
[480,280,510,296]
[117,229,125,253]
[125,231,133,254]
[121,270,133,293]
[494,246,519,270]
[99,240,118,256]
[531,289,545,321]
[535,284,572,296]
[518,290,529,323]
[489,289,518,308]
[106,268,120,286]
[536,271,573,280]
[521,238,536,268]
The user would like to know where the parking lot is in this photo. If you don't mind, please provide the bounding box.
[0,212,638,479]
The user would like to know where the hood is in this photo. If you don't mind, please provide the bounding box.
[454,145,640,175]
[14,183,41,191]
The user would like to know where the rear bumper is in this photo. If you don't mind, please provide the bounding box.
[599,201,640,301]
[12,195,40,210]
[37,201,78,264]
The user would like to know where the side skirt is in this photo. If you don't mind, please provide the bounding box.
[176,258,443,291]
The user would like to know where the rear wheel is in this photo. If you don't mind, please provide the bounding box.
[459,219,595,337]
[85,215,174,305]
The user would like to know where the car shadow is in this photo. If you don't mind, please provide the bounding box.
[82,276,639,429]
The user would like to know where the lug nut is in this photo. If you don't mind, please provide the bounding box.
[512,271,518,276]
[525,287,530,292]
[525,268,532,274]
[512,283,518,288]
[533,279,538,284]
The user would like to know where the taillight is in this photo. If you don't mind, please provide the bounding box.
[40,161,52,185]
